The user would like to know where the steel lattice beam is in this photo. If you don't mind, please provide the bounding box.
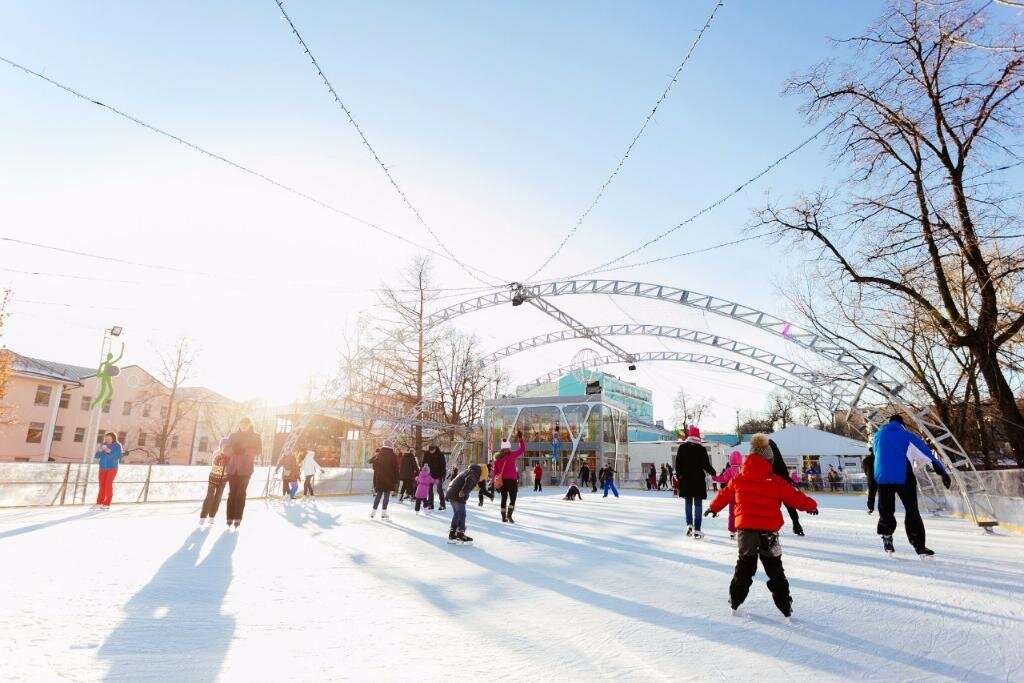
[524,298,637,365]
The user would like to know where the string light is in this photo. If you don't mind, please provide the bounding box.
[524,0,725,281]
[273,0,501,287]
[0,55,497,286]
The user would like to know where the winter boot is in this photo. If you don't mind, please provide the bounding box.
[456,531,473,544]
[914,545,935,557]
[882,534,895,554]
[507,506,515,524]
[447,528,458,544]
[792,523,805,536]
[501,508,508,523]
[686,525,693,537]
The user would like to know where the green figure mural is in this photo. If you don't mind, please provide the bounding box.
[90,343,124,410]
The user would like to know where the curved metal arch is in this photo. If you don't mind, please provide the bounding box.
[528,351,829,405]
[487,323,857,393]
[430,279,997,526]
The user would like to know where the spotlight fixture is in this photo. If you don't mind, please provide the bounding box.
[510,283,526,307]
[110,326,123,337]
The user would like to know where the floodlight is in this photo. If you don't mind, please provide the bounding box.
[110,326,123,337]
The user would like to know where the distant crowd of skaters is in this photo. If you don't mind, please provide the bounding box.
[88,413,952,621]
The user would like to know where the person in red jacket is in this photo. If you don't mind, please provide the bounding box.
[706,434,819,620]
[533,463,544,492]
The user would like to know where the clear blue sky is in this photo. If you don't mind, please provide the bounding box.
[1,1,890,428]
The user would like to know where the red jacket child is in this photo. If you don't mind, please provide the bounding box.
[708,450,818,530]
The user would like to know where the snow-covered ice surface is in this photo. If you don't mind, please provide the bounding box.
[2,490,1022,682]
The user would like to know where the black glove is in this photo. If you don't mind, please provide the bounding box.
[703,509,718,518]
[941,474,952,490]
[807,509,819,515]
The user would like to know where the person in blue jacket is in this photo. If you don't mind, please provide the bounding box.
[871,415,951,556]
[93,431,124,509]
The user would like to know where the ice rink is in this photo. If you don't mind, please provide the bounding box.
[2,489,1022,682]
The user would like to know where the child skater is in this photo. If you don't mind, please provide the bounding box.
[414,464,437,515]
[200,437,230,523]
[563,481,583,501]
[445,462,489,544]
[711,450,743,538]
[705,434,819,622]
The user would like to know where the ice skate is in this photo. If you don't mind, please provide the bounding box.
[914,545,935,557]
[370,509,377,519]
[447,528,458,544]
[686,525,693,537]
[792,523,805,536]
[233,520,240,528]
[455,532,473,545]
[381,511,390,521]
[729,532,736,540]
[501,509,508,523]
[507,506,515,524]
[693,529,704,539]
[882,534,895,554]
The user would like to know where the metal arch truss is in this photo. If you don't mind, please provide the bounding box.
[528,350,828,405]
[486,323,857,391]
[428,279,999,527]
[523,298,636,366]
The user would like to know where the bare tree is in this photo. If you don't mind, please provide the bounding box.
[0,289,12,426]
[136,337,199,464]
[431,328,493,428]
[672,388,713,430]
[755,0,1024,463]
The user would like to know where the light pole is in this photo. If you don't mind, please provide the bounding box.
[73,326,122,504]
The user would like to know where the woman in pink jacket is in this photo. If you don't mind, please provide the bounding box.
[493,431,525,523]
[711,451,743,538]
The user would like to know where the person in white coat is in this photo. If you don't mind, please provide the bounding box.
[301,450,324,498]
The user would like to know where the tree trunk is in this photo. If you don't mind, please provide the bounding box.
[973,343,1024,465]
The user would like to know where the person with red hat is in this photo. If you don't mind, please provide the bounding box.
[674,426,716,539]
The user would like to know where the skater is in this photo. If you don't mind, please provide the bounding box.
[590,467,598,493]
[706,433,819,620]
[493,431,526,523]
[863,448,877,514]
[675,426,715,538]
[477,460,495,506]
[370,440,400,520]
[92,432,123,509]
[414,463,436,514]
[278,451,300,499]
[711,450,743,537]
[199,437,230,522]
[600,466,619,498]
[871,415,951,556]
[398,450,419,502]
[769,440,805,536]
[424,445,448,511]
[667,465,675,495]
[225,416,262,528]
[579,463,591,493]
[563,481,582,501]
[301,450,323,498]
[647,465,657,491]
[533,463,544,492]
[658,464,668,491]
[445,462,488,544]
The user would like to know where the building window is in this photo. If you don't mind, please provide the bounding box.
[14,457,30,462]
[102,400,111,414]
[97,433,105,444]
[34,385,52,407]
[117,431,127,444]
[122,401,132,416]
[74,427,85,443]
[81,395,92,411]
[26,422,45,443]
[53,426,64,442]
[198,436,209,453]
[139,432,148,447]
[277,418,293,434]
[59,392,70,409]
[143,404,151,418]
[171,434,179,448]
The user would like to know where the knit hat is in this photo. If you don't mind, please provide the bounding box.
[219,437,229,449]
[499,438,511,452]
[687,426,701,439]
[750,433,773,460]
[382,439,394,450]
[477,463,489,480]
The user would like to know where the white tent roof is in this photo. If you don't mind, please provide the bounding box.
[768,425,867,457]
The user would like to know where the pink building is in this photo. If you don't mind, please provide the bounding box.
[0,352,240,465]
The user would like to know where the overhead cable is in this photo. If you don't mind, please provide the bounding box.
[273,0,500,287]
[0,55,497,285]
[564,119,834,279]
[523,0,725,281]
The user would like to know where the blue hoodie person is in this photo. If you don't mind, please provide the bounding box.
[93,432,123,509]
[871,416,951,556]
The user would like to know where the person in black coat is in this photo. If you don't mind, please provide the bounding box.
[423,445,448,511]
[863,449,878,515]
[398,450,418,502]
[579,463,591,492]
[674,426,716,538]
[370,442,400,519]
[768,439,805,536]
